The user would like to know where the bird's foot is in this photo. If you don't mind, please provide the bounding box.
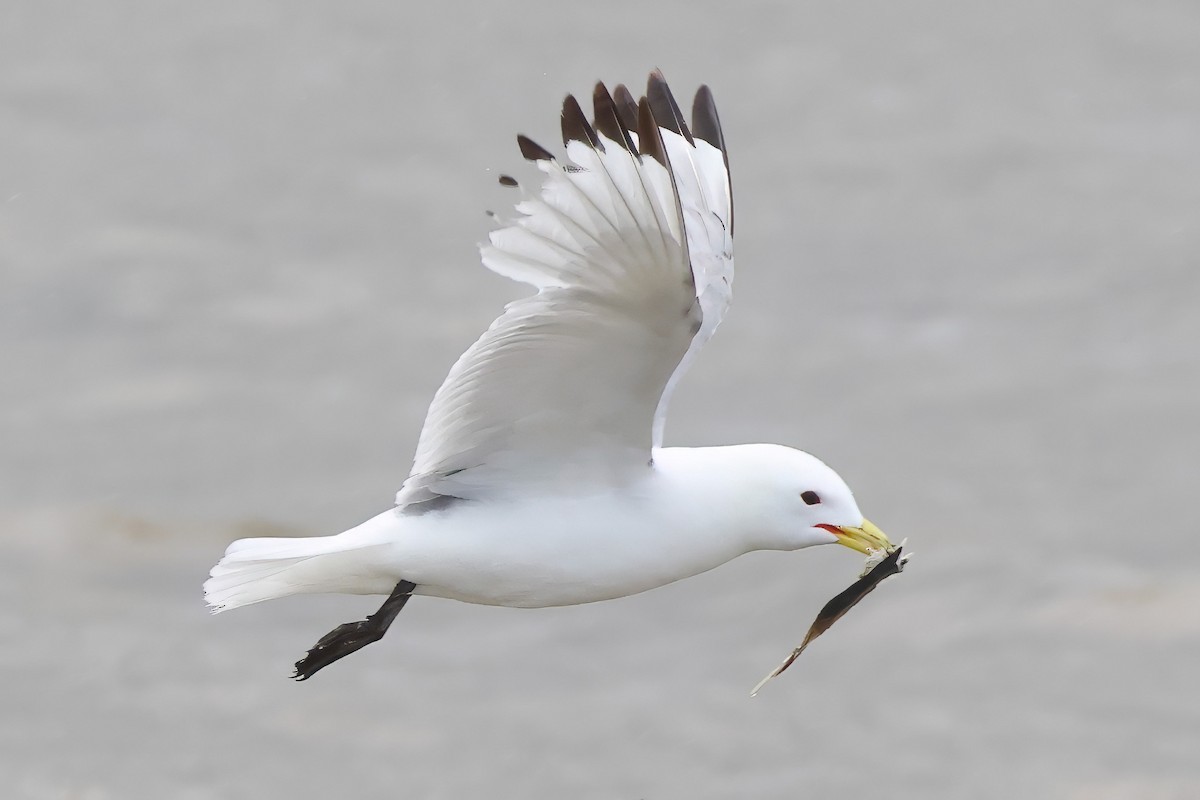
[292,579,415,681]
[293,618,385,680]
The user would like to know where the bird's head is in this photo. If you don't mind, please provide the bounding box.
[723,444,894,555]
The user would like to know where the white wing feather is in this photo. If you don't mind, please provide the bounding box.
[396,79,734,509]
[653,127,734,445]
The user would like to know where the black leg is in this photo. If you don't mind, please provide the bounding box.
[292,580,417,681]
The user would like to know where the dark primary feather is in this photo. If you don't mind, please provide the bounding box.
[646,69,695,146]
[612,84,639,132]
[690,84,733,235]
[634,93,691,285]
[592,82,638,154]
[517,134,554,162]
[690,85,726,157]
[635,96,669,169]
[561,94,603,150]
[518,74,728,175]
[507,72,728,250]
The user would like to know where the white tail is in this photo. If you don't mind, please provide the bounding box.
[204,534,392,613]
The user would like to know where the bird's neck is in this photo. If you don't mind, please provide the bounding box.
[649,445,787,554]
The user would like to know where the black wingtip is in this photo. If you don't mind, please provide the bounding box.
[517,134,554,162]
[636,97,669,169]
[592,81,638,154]
[646,70,694,146]
[612,84,639,132]
[691,84,733,236]
[561,93,603,151]
[498,174,518,187]
[691,85,725,153]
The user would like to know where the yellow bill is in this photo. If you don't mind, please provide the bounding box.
[827,518,894,555]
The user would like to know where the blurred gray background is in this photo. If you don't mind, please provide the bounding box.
[2,1,1198,798]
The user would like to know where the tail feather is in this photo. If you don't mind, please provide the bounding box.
[204,535,393,613]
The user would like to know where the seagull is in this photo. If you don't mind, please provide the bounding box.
[204,71,896,680]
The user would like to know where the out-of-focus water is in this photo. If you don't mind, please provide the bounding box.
[3,2,1198,798]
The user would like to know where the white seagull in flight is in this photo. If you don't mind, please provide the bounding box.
[205,72,895,680]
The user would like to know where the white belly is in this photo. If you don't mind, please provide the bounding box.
[361,491,749,608]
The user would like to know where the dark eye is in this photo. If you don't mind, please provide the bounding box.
[801,490,821,506]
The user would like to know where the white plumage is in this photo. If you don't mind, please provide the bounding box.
[204,73,893,679]
[397,92,731,508]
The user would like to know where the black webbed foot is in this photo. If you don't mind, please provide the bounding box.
[293,619,385,679]
[292,580,416,681]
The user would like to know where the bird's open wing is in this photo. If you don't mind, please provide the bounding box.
[396,73,734,511]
